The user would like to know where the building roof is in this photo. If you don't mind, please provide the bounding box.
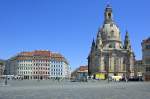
[142,37,150,43]
[51,52,69,64]
[78,66,88,71]
[74,66,88,73]
[19,50,51,57]
[71,65,88,77]
[9,50,69,64]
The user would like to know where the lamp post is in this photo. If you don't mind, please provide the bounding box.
[4,70,7,85]
[107,65,109,83]
[38,62,40,82]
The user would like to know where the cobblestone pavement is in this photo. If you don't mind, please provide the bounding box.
[0,80,150,99]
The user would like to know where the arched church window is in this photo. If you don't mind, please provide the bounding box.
[123,59,126,71]
[111,30,114,37]
[108,13,111,19]
[109,44,112,48]
[109,43,115,48]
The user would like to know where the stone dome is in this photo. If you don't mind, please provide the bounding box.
[100,22,121,42]
[95,4,123,49]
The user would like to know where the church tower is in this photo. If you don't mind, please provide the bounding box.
[101,4,122,50]
[95,31,103,50]
[104,4,113,24]
[91,39,96,52]
[124,31,131,50]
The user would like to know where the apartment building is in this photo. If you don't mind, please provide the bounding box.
[5,50,70,80]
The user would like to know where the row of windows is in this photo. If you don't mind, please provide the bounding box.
[18,71,49,74]
[18,71,63,75]
[51,69,63,72]
[19,64,49,66]
[51,65,63,68]
[145,45,150,49]
[18,64,63,67]
[146,67,150,72]
[18,67,63,71]
[18,60,63,64]
[18,67,49,70]
[51,72,63,75]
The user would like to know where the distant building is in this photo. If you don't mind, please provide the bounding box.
[71,66,88,81]
[0,60,5,78]
[142,37,150,81]
[88,4,135,80]
[5,50,70,80]
[135,60,144,77]
[50,52,71,79]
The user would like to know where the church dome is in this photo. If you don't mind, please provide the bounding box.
[96,4,123,49]
[101,22,121,42]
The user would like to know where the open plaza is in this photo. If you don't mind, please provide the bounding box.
[0,1,150,99]
[0,80,150,99]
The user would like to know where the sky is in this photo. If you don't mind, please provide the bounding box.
[0,0,150,70]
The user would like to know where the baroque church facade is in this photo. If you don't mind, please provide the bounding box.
[88,5,135,79]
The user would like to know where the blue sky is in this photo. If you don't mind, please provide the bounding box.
[0,0,150,70]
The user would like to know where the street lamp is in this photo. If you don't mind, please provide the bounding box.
[38,62,40,82]
[107,64,109,83]
[4,70,7,85]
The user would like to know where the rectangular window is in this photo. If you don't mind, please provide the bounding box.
[146,67,150,72]
[145,59,150,64]
[146,45,150,49]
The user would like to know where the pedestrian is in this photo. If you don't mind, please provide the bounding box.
[125,76,128,83]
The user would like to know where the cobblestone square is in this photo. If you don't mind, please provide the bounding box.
[0,80,150,99]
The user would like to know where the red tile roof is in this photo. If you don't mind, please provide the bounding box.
[13,50,68,64]
[79,66,88,71]
[19,50,51,57]
[142,37,150,43]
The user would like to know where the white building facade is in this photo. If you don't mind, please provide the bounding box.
[6,50,71,80]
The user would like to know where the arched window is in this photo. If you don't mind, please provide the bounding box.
[109,43,115,48]
[109,44,112,48]
[108,13,111,19]
[111,30,114,37]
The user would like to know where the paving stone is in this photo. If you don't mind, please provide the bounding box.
[0,80,150,99]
